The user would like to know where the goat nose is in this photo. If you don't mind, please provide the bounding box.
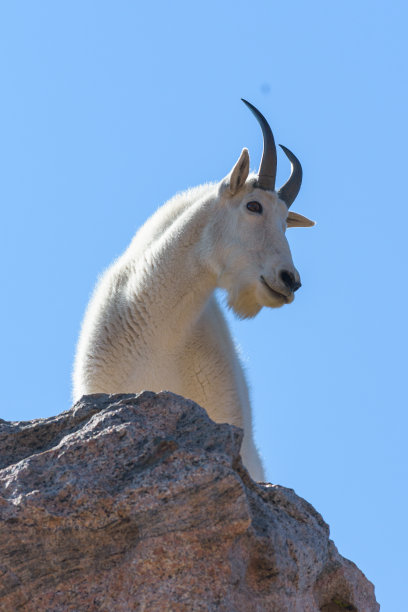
[279,270,301,292]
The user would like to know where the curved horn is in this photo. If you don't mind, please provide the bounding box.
[241,99,277,191]
[277,144,303,209]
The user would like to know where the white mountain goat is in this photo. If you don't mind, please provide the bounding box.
[73,100,314,481]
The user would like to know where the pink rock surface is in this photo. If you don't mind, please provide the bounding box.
[0,392,379,611]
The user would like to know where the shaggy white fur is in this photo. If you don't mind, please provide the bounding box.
[73,148,314,481]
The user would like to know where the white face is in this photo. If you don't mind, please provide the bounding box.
[204,149,314,319]
[212,181,301,318]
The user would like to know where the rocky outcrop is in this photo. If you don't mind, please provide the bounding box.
[0,392,379,611]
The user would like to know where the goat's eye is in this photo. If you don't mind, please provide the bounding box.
[246,201,263,214]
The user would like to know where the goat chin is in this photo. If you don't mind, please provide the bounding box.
[227,282,288,319]
[224,281,258,319]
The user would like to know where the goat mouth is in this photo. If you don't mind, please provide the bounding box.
[260,276,290,303]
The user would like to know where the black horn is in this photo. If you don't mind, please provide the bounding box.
[277,144,303,209]
[241,99,277,191]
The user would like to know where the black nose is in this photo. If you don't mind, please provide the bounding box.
[280,270,301,292]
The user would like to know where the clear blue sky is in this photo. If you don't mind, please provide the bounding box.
[1,2,406,608]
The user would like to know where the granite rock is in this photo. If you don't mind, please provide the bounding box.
[0,392,379,611]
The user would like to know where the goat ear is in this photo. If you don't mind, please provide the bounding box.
[286,211,315,228]
[219,148,250,196]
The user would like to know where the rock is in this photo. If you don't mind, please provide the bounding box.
[0,391,379,611]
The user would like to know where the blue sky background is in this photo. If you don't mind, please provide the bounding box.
[1,1,406,608]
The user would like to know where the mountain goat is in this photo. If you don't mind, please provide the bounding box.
[73,100,314,481]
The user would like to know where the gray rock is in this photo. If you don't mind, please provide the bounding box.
[0,391,379,611]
